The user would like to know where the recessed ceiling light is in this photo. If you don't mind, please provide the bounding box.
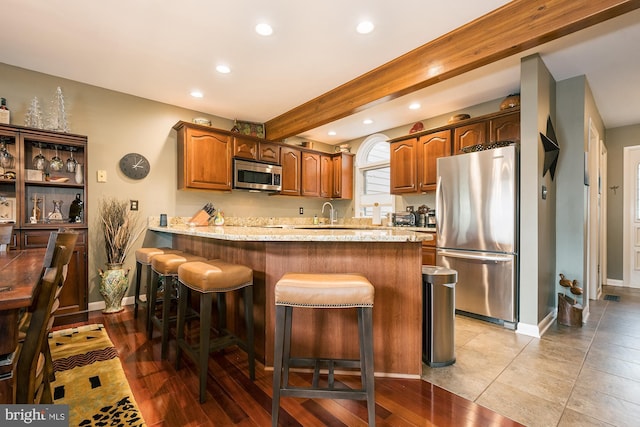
[409,103,421,110]
[363,119,373,125]
[255,23,273,36]
[191,91,203,98]
[328,131,337,136]
[216,65,231,74]
[356,21,375,34]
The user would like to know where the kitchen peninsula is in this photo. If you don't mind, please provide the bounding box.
[147,222,433,377]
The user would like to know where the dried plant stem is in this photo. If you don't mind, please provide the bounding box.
[99,197,144,265]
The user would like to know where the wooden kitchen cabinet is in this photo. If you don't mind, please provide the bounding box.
[175,122,232,191]
[0,123,89,326]
[320,154,332,198]
[389,108,519,194]
[418,130,452,192]
[454,121,486,154]
[280,146,301,195]
[331,152,353,199]
[301,152,321,197]
[422,237,436,266]
[281,150,353,199]
[490,111,520,142]
[233,136,281,164]
[258,142,280,164]
[390,138,418,194]
[233,136,257,160]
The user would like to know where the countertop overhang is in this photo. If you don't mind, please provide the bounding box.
[148,224,434,243]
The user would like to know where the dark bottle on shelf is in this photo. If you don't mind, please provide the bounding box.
[69,193,83,223]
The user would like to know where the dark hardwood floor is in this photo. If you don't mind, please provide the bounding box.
[58,307,523,426]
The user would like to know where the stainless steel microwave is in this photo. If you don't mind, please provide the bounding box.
[233,159,282,192]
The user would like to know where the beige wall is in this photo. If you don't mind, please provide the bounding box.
[605,124,640,280]
[0,62,349,303]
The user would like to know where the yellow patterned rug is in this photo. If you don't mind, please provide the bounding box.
[49,323,146,427]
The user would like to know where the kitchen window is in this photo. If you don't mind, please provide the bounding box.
[355,134,395,218]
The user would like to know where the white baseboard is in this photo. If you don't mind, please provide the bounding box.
[516,308,556,338]
[604,278,640,289]
[88,295,137,312]
[606,278,623,287]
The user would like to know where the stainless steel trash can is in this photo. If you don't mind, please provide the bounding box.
[422,265,457,367]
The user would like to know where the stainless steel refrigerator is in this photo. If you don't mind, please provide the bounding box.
[436,144,518,326]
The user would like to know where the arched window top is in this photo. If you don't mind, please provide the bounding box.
[356,133,389,167]
[354,133,394,218]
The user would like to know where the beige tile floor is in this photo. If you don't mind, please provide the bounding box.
[422,285,640,427]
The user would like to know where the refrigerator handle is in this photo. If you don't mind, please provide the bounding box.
[438,249,513,262]
[436,175,442,227]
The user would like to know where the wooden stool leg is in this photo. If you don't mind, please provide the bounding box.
[199,292,213,403]
[175,283,188,370]
[282,306,293,388]
[147,269,159,339]
[271,305,286,427]
[359,307,376,426]
[160,275,175,360]
[134,261,143,318]
[217,292,227,331]
[244,285,255,380]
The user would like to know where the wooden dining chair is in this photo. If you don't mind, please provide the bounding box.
[0,222,13,252]
[18,229,79,383]
[42,230,78,382]
[15,243,71,403]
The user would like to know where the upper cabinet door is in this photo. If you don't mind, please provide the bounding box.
[320,154,333,198]
[454,122,486,154]
[259,142,281,164]
[179,126,232,190]
[390,139,417,194]
[490,112,520,142]
[301,152,321,197]
[332,153,353,199]
[280,146,301,195]
[233,136,257,160]
[418,130,451,192]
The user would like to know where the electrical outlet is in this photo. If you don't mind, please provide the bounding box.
[97,170,107,182]
[299,207,304,215]
[130,200,138,211]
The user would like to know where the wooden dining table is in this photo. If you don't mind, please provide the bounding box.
[0,249,46,403]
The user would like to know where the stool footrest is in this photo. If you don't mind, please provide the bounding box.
[280,387,368,400]
[289,357,362,370]
[177,334,243,362]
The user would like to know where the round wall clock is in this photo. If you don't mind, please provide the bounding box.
[119,153,150,180]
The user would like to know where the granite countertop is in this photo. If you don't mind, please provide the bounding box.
[148,223,433,243]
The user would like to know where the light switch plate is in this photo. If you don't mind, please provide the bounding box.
[97,170,107,182]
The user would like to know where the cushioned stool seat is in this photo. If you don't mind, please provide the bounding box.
[148,252,206,359]
[134,247,182,319]
[176,259,255,403]
[272,273,376,427]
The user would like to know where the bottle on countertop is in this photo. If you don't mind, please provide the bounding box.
[313,214,319,225]
[0,98,9,124]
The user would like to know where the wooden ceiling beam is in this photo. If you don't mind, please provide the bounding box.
[265,0,640,141]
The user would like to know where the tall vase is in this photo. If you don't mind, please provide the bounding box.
[99,263,130,313]
[74,163,83,184]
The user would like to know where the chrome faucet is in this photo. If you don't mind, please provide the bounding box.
[322,202,336,224]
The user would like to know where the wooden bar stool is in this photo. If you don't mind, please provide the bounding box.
[176,259,255,403]
[272,273,376,427]
[134,247,182,319]
[148,252,206,359]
